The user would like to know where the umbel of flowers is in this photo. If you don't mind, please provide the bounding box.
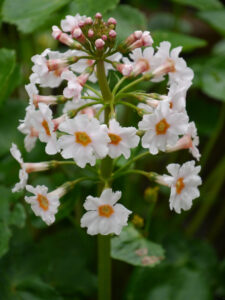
[11,12,201,300]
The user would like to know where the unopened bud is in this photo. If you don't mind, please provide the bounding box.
[116,64,133,76]
[95,38,105,49]
[78,21,85,28]
[52,26,81,49]
[107,17,117,25]
[109,30,116,38]
[72,27,82,39]
[85,17,93,25]
[102,35,107,41]
[95,12,102,19]
[134,30,142,39]
[88,29,94,38]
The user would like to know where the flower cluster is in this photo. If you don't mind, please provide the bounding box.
[11,12,201,235]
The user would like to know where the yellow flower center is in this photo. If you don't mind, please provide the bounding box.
[37,194,49,211]
[155,118,170,135]
[109,133,122,145]
[42,119,51,136]
[176,177,185,194]
[75,131,92,146]
[98,204,114,218]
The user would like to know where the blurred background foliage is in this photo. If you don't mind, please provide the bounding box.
[0,0,225,299]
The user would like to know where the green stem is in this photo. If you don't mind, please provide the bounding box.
[112,76,127,96]
[81,96,102,101]
[84,84,102,97]
[98,235,111,300]
[113,169,150,180]
[113,151,149,176]
[96,59,113,300]
[116,101,143,114]
[68,101,102,117]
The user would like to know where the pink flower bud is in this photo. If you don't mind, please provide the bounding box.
[141,31,153,47]
[116,64,133,76]
[88,29,94,38]
[125,30,143,46]
[33,95,58,107]
[95,12,102,19]
[167,135,193,153]
[46,59,67,71]
[133,58,150,76]
[95,38,105,49]
[109,30,116,38]
[77,73,90,86]
[78,21,85,28]
[24,162,49,173]
[85,17,93,25]
[72,27,82,39]
[102,35,107,41]
[134,31,142,39]
[107,17,117,25]
[52,26,75,47]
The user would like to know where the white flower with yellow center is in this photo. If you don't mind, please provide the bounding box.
[138,101,189,154]
[164,84,188,112]
[81,188,132,235]
[31,103,59,155]
[108,119,140,159]
[160,161,202,213]
[58,114,110,168]
[25,185,60,225]
[152,41,194,85]
[18,105,39,152]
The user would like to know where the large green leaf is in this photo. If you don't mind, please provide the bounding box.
[0,48,16,105]
[2,0,70,33]
[104,5,147,43]
[198,10,225,36]
[152,30,207,52]
[172,0,223,10]
[111,224,165,267]
[69,0,119,16]
[0,221,12,257]
[125,265,213,300]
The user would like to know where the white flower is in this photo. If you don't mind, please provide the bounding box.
[139,101,189,154]
[25,185,60,225]
[61,70,83,100]
[161,161,202,213]
[18,105,38,152]
[71,52,122,83]
[152,41,194,85]
[31,103,59,155]
[81,188,132,235]
[30,49,78,88]
[61,14,86,32]
[124,47,155,76]
[25,83,39,107]
[167,122,200,161]
[58,114,110,168]
[164,84,187,112]
[10,143,28,192]
[108,119,139,159]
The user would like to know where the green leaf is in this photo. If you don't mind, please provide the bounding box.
[0,49,16,105]
[0,100,27,157]
[172,0,223,10]
[0,221,11,257]
[111,224,165,267]
[152,30,207,52]
[9,203,26,228]
[68,0,119,16]
[104,5,147,43]
[125,265,213,300]
[2,0,70,33]
[198,10,225,36]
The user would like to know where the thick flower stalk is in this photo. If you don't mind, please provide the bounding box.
[11,12,201,300]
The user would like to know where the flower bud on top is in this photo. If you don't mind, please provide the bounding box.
[109,30,117,38]
[52,26,82,49]
[102,35,107,41]
[85,17,93,25]
[88,29,94,38]
[95,12,102,19]
[95,38,105,49]
[78,20,85,28]
[107,17,117,25]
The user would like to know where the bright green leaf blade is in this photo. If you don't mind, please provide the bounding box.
[172,0,223,10]
[198,10,225,36]
[111,224,165,267]
[104,5,147,43]
[125,265,213,300]
[0,221,11,258]
[69,0,119,16]
[152,30,207,52]
[0,48,16,105]
[2,0,70,33]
